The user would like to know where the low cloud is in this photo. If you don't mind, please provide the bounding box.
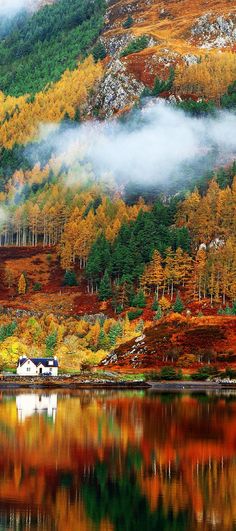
[36,101,236,190]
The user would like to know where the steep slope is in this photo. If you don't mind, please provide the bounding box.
[101,315,236,371]
[103,0,236,85]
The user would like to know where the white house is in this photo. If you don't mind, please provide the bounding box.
[16,393,57,422]
[17,356,59,376]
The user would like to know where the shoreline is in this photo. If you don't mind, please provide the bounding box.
[0,377,235,391]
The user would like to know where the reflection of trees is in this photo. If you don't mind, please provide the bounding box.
[0,392,235,528]
[82,457,189,531]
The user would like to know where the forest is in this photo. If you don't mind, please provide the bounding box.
[0,0,105,96]
[0,0,236,374]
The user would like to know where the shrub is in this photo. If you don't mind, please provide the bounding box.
[128,309,143,320]
[33,282,42,292]
[152,67,175,96]
[121,35,149,57]
[123,15,134,29]
[192,366,220,381]
[223,367,236,379]
[160,366,182,380]
[145,371,161,381]
[0,322,17,342]
[178,99,216,116]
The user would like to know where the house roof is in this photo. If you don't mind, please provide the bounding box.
[18,357,58,368]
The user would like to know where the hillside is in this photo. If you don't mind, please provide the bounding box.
[101,314,236,372]
[0,0,236,373]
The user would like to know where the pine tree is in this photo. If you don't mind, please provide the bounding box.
[173,294,184,313]
[98,329,110,350]
[45,331,57,356]
[63,270,77,286]
[123,15,134,28]
[93,41,107,62]
[152,296,159,311]
[154,306,162,320]
[133,289,146,308]
[99,271,112,301]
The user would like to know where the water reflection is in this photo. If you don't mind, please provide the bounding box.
[0,390,235,529]
[16,393,57,422]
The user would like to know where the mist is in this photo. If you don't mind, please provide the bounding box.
[35,101,236,193]
[0,0,40,17]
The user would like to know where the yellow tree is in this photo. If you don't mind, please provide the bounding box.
[18,274,27,295]
[142,250,164,299]
[194,248,207,301]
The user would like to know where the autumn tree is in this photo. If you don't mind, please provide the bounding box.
[18,274,27,295]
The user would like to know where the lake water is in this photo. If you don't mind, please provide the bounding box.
[0,390,235,530]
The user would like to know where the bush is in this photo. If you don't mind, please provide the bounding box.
[145,371,161,381]
[152,67,175,96]
[123,15,134,28]
[121,35,149,57]
[192,366,220,381]
[128,309,143,320]
[178,99,216,116]
[33,282,42,292]
[0,322,17,342]
[160,366,183,380]
[222,367,236,379]
[221,80,236,109]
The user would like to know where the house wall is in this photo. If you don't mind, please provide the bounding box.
[17,360,58,376]
[17,359,38,376]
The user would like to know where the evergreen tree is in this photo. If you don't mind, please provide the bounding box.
[98,329,110,350]
[93,40,107,62]
[152,296,159,311]
[108,322,122,346]
[99,271,112,301]
[122,15,134,28]
[63,270,77,286]
[154,306,162,320]
[45,331,57,356]
[173,294,184,313]
[133,289,146,308]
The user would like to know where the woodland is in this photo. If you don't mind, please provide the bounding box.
[1,0,236,374]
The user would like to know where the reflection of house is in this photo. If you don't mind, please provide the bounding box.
[17,356,58,376]
[16,393,57,422]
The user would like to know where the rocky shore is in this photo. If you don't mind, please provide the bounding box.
[1,375,236,391]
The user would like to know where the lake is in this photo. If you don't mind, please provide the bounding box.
[0,389,235,530]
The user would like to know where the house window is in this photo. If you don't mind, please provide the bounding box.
[48,361,53,366]
[27,367,31,372]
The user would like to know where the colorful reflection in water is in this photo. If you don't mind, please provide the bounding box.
[0,390,235,530]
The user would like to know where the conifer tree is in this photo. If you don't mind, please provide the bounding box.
[63,270,77,286]
[173,294,184,313]
[133,289,146,308]
[99,271,112,301]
